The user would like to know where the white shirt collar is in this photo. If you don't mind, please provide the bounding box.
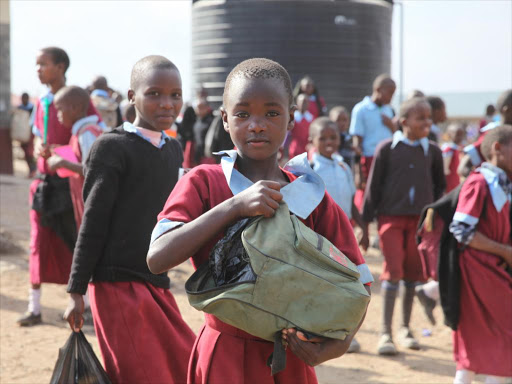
[71,115,100,135]
[477,162,511,212]
[391,130,429,155]
[213,150,325,219]
[294,110,314,123]
[122,122,169,148]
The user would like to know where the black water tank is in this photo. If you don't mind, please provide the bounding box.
[191,0,393,111]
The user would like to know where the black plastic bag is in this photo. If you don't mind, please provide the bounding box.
[209,217,257,286]
[50,331,111,384]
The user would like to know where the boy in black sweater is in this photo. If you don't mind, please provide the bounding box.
[64,55,195,383]
[362,97,445,356]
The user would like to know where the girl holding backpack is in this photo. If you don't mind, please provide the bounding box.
[147,58,372,384]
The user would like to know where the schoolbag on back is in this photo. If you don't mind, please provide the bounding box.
[91,94,118,130]
[186,203,370,374]
[416,184,462,330]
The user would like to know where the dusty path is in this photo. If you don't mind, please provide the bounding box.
[0,163,480,384]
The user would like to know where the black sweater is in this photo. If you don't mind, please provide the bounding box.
[362,139,446,222]
[67,128,183,295]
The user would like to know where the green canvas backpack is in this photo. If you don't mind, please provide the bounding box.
[185,203,370,374]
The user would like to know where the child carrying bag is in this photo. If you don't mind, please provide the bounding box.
[186,203,370,375]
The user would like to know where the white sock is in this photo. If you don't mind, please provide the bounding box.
[423,280,440,301]
[83,290,90,310]
[28,288,41,315]
[454,370,475,384]
[485,375,512,384]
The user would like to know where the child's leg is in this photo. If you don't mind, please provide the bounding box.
[381,280,399,335]
[454,369,475,384]
[401,280,416,329]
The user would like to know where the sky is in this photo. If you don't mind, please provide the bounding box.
[9,0,512,105]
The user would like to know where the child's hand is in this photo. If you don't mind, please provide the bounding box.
[47,154,64,171]
[381,114,396,132]
[35,141,51,159]
[232,180,283,219]
[63,293,84,332]
[359,229,370,252]
[281,328,350,366]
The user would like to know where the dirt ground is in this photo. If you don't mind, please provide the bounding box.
[0,159,482,384]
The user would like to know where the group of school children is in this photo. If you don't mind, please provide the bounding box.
[15,45,512,384]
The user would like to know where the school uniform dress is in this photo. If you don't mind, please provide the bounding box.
[288,110,314,159]
[152,151,374,384]
[67,115,103,230]
[312,153,356,219]
[362,131,446,282]
[29,92,103,285]
[306,94,326,119]
[441,142,461,193]
[463,121,500,167]
[449,163,512,377]
[67,123,195,384]
[349,96,395,209]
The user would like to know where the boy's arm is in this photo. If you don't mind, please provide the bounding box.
[361,144,386,223]
[431,146,446,200]
[147,180,284,274]
[351,201,369,251]
[469,231,512,267]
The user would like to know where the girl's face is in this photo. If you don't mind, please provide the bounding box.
[128,68,183,132]
[222,77,294,161]
[36,52,63,85]
[333,112,349,133]
[312,125,340,159]
[401,103,432,141]
[300,79,315,96]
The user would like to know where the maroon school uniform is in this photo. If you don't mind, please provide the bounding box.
[441,143,461,193]
[29,93,102,284]
[288,111,313,158]
[155,152,371,384]
[451,170,512,376]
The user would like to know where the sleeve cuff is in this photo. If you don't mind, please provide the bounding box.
[357,263,374,285]
[150,219,184,244]
[453,211,479,226]
[66,280,89,295]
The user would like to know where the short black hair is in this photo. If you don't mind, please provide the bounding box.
[496,89,512,112]
[40,47,70,73]
[21,92,29,99]
[130,55,179,91]
[329,106,348,120]
[426,96,445,111]
[309,116,338,138]
[481,124,512,161]
[373,74,395,90]
[54,85,90,115]
[399,97,430,119]
[223,58,293,106]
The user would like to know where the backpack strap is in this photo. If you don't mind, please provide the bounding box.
[266,331,287,375]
